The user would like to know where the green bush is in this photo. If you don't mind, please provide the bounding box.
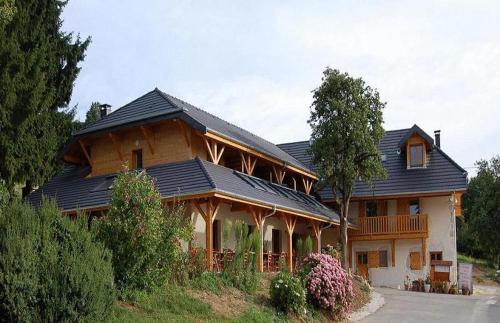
[95,169,192,292]
[0,198,114,322]
[222,220,260,293]
[270,271,306,315]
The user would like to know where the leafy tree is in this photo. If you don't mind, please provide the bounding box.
[308,68,386,268]
[0,0,90,193]
[460,156,500,267]
[95,167,193,293]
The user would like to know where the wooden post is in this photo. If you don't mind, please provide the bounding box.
[391,239,396,267]
[250,207,264,273]
[240,152,257,175]
[310,220,321,253]
[422,237,426,266]
[348,239,353,268]
[193,198,220,271]
[282,214,297,272]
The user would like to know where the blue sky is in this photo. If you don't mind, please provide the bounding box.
[62,1,500,174]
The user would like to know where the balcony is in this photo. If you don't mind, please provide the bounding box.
[351,214,428,240]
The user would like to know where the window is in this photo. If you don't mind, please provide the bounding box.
[366,201,378,217]
[357,252,368,265]
[430,251,443,261]
[379,250,388,267]
[132,149,143,169]
[272,229,281,253]
[409,144,424,167]
[409,200,420,215]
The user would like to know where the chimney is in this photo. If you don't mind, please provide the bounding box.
[99,104,111,118]
[434,130,441,148]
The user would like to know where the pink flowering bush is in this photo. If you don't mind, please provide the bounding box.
[302,253,354,319]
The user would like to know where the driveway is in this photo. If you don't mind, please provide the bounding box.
[360,287,500,323]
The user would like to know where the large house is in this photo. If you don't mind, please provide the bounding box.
[27,88,467,287]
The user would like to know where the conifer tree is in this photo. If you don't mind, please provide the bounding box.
[0,0,90,193]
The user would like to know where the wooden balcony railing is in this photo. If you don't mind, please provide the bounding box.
[352,214,428,236]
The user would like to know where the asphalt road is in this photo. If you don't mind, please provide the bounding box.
[359,287,500,323]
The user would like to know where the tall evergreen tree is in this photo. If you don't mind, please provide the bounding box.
[84,101,102,127]
[0,0,90,193]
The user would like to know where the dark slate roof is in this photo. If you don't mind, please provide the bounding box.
[277,141,315,171]
[278,127,468,199]
[72,89,312,175]
[397,124,434,148]
[27,158,338,222]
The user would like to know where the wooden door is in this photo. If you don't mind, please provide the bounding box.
[357,252,369,279]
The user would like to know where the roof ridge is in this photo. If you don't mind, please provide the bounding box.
[158,89,308,169]
[195,157,217,189]
[75,89,160,134]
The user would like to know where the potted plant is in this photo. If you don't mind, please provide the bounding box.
[424,275,431,292]
[449,283,458,294]
[443,281,451,294]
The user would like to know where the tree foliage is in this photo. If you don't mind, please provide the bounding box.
[308,68,386,268]
[459,156,500,266]
[0,0,90,192]
[95,167,193,293]
[0,198,114,322]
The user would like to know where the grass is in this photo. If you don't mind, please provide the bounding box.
[458,254,500,285]
[110,273,372,322]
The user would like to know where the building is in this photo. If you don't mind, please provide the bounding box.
[27,89,467,286]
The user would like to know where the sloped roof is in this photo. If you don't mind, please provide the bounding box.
[397,124,434,148]
[72,89,312,175]
[277,141,315,171]
[278,127,468,199]
[27,158,338,222]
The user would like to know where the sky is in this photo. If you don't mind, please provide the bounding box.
[62,0,500,175]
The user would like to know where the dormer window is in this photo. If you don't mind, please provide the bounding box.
[409,144,424,167]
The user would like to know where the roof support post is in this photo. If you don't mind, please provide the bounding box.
[310,220,321,253]
[302,176,314,195]
[193,197,220,271]
[348,238,353,269]
[391,239,396,267]
[422,237,426,266]
[272,165,286,185]
[281,213,297,272]
[249,206,276,272]
[240,152,257,176]
[204,138,225,165]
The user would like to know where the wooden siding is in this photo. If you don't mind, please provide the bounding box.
[352,214,428,238]
[90,120,196,176]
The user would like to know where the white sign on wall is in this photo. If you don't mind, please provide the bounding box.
[458,263,473,290]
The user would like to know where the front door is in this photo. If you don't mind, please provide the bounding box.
[357,252,369,279]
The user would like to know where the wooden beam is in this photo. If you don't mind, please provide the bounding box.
[390,239,396,266]
[78,140,93,167]
[140,126,155,154]
[281,213,297,272]
[422,237,426,266]
[193,197,220,271]
[302,176,313,195]
[292,177,297,191]
[310,220,321,253]
[63,153,83,165]
[204,137,216,163]
[272,166,286,185]
[240,152,257,176]
[348,239,353,268]
[203,131,318,180]
[108,133,123,162]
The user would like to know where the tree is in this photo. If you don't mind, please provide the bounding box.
[95,167,193,292]
[461,156,500,267]
[0,0,90,193]
[84,101,102,126]
[308,68,386,269]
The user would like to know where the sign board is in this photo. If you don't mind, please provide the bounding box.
[458,263,473,291]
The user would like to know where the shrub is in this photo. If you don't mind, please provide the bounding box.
[190,272,229,295]
[270,271,307,315]
[222,220,260,293]
[95,169,192,292]
[302,253,354,319]
[0,198,114,322]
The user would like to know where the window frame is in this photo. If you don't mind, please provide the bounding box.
[409,143,424,168]
[430,251,443,261]
[378,250,389,268]
[132,149,143,169]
